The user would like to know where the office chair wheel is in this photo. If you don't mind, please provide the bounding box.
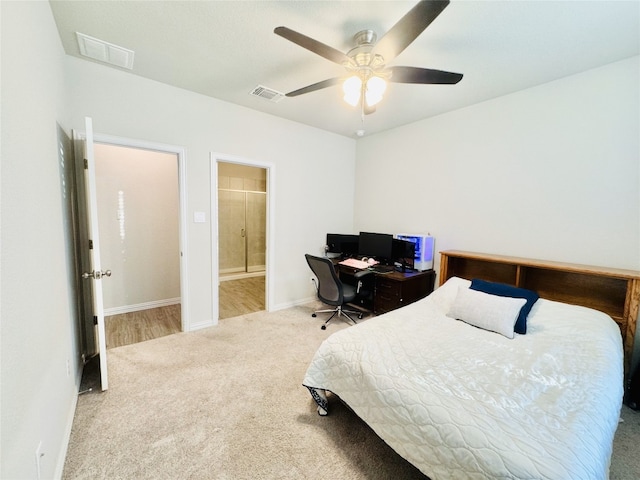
[358,313,363,319]
[321,325,326,330]
[312,313,317,317]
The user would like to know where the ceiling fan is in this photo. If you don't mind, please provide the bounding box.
[274,0,462,114]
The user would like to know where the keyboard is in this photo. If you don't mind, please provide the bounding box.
[338,258,396,273]
[370,265,395,274]
[339,258,371,269]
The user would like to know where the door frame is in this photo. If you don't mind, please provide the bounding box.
[211,153,275,323]
[91,132,190,332]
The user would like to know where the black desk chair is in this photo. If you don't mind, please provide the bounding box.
[305,254,372,330]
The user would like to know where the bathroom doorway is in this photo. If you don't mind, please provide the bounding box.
[217,162,267,319]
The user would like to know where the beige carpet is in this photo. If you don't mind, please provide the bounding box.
[64,304,640,479]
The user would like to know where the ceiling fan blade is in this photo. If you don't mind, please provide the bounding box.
[274,26,351,65]
[372,0,450,63]
[285,77,342,97]
[389,66,462,84]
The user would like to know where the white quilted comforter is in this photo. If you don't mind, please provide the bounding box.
[303,277,624,479]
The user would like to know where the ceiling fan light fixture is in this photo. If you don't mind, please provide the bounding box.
[274,1,462,114]
[343,75,362,106]
[365,75,387,107]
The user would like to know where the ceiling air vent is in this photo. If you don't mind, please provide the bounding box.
[249,85,285,103]
[76,32,135,70]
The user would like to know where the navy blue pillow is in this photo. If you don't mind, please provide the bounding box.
[469,279,539,334]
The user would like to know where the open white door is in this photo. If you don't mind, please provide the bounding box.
[81,117,110,391]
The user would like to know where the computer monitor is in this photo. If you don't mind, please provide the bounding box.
[326,233,359,257]
[358,232,393,264]
[392,238,415,271]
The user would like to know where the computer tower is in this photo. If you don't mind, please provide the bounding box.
[394,234,435,271]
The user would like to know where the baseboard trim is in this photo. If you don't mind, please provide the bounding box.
[189,319,216,331]
[270,297,317,312]
[219,266,265,274]
[104,298,181,316]
[55,381,80,480]
[220,271,265,282]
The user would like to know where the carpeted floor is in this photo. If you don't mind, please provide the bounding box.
[64,304,640,479]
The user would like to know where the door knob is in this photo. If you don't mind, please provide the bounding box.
[82,270,112,280]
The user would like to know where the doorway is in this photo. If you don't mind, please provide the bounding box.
[94,142,184,347]
[218,164,267,278]
[215,160,270,320]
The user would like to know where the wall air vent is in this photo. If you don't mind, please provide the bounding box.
[249,85,285,103]
[76,32,135,70]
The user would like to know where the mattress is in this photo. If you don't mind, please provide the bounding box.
[303,277,624,479]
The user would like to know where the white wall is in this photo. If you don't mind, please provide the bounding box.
[1,2,79,478]
[65,39,357,320]
[95,144,181,311]
[1,2,356,477]
[354,56,640,368]
[356,56,639,271]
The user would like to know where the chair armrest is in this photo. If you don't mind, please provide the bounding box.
[353,270,374,281]
[353,269,374,293]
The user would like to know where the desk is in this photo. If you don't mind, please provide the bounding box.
[337,264,435,315]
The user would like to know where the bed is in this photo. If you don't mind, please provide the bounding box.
[303,251,640,479]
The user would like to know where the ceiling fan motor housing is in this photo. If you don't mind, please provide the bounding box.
[273,1,462,104]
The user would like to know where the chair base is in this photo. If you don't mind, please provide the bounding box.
[312,305,364,330]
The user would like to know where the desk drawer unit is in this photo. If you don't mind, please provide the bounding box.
[374,277,402,314]
[336,262,436,316]
[374,271,435,315]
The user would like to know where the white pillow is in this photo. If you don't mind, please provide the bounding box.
[426,276,471,313]
[448,286,526,339]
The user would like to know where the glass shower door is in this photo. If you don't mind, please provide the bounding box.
[218,190,266,275]
[218,190,246,274]
[246,192,266,272]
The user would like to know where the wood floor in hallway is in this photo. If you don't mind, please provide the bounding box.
[106,304,181,349]
[105,275,265,348]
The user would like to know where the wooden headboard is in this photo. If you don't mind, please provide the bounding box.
[440,250,640,380]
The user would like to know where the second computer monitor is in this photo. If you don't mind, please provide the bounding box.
[326,233,359,256]
[358,232,393,264]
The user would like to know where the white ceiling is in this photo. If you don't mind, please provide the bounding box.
[49,0,640,138]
